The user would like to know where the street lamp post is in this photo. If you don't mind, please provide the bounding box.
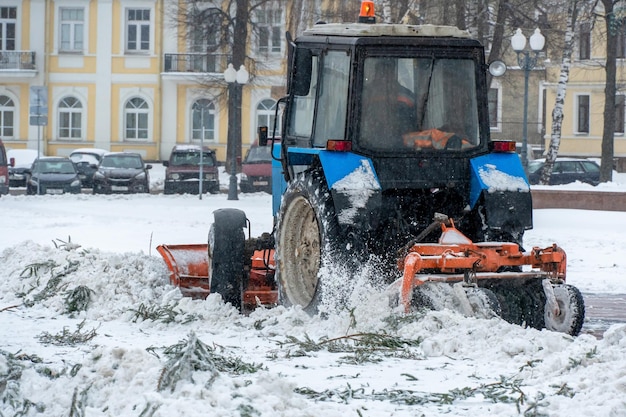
[511,28,545,169]
[199,125,204,200]
[224,63,249,201]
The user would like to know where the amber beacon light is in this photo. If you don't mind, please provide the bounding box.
[358,1,376,23]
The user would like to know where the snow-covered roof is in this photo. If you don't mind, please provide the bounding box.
[303,23,470,39]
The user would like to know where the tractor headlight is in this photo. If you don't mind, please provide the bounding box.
[170,173,180,180]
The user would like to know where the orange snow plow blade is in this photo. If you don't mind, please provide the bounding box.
[392,221,567,313]
[156,244,211,299]
[156,243,278,308]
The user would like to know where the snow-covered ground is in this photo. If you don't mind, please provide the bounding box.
[1,166,626,417]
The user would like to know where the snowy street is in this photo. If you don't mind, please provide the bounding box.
[1,167,625,416]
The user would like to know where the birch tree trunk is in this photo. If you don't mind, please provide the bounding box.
[540,0,583,184]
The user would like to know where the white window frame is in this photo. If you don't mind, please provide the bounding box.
[0,94,15,139]
[125,8,152,54]
[124,97,150,141]
[191,99,216,142]
[0,6,17,51]
[256,4,282,55]
[256,98,282,138]
[59,7,84,53]
[58,96,84,140]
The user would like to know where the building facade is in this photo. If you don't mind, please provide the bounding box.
[0,0,287,162]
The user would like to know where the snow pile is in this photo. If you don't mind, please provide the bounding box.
[1,238,626,416]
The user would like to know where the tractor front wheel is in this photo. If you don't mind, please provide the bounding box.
[276,169,343,313]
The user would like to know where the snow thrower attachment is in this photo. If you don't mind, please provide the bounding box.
[157,209,278,312]
[388,217,584,336]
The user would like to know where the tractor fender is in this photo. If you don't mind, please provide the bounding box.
[319,151,382,229]
[469,153,532,230]
[275,147,382,229]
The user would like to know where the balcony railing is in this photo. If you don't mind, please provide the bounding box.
[0,51,36,70]
[163,53,230,74]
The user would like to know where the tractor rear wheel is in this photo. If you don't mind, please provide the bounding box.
[276,169,343,313]
[208,209,247,311]
[544,284,585,336]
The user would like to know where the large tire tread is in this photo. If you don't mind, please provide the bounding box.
[209,208,247,311]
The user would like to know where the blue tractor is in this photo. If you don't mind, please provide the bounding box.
[159,4,585,336]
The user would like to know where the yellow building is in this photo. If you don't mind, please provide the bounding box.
[542,13,626,161]
[0,0,287,162]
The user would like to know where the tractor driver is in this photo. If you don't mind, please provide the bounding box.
[360,58,418,150]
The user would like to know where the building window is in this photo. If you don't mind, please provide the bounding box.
[188,9,221,72]
[576,95,590,134]
[616,95,625,134]
[58,96,83,139]
[125,97,149,140]
[190,9,220,52]
[0,95,15,138]
[257,7,282,54]
[0,7,17,51]
[256,98,281,136]
[126,9,150,52]
[191,99,215,141]
[487,87,500,130]
[60,8,84,52]
[579,22,590,60]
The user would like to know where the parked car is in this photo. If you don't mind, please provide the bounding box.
[0,139,9,196]
[239,142,278,193]
[163,145,219,194]
[7,149,41,187]
[92,152,152,194]
[69,148,107,187]
[526,158,601,185]
[25,156,82,195]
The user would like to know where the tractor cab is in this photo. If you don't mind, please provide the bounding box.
[276,7,530,248]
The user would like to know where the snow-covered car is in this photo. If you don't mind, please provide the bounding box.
[92,152,152,194]
[7,149,42,187]
[25,156,82,195]
[526,158,600,186]
[69,148,107,188]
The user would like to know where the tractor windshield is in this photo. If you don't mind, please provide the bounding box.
[359,56,480,152]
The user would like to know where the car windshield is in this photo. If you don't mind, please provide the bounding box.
[170,151,215,167]
[101,155,143,169]
[360,56,480,152]
[33,160,76,174]
[70,153,100,165]
[526,160,543,174]
[245,146,272,163]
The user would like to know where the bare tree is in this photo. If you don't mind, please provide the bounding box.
[599,0,621,182]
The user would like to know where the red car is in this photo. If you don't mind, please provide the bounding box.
[239,143,278,193]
